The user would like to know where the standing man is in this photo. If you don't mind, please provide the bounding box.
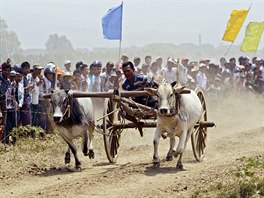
[156,56,163,75]
[196,63,208,91]
[20,61,33,127]
[64,60,71,72]
[0,63,11,144]
[178,57,189,85]
[29,64,44,129]
[145,55,152,66]
[5,71,17,144]
[164,57,177,83]
[133,57,141,74]
[101,61,114,92]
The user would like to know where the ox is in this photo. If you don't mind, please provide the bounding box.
[50,89,95,170]
[145,81,202,169]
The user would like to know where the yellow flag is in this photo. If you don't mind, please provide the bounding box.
[240,22,264,52]
[222,10,248,42]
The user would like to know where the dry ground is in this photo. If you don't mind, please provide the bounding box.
[0,92,263,198]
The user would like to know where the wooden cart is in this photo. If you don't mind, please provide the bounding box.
[72,87,215,163]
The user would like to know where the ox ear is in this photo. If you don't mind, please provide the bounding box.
[171,81,177,88]
[144,88,158,96]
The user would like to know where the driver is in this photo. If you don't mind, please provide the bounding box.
[122,61,157,108]
[121,61,157,136]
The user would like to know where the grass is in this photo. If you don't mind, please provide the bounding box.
[192,156,264,198]
[0,124,106,179]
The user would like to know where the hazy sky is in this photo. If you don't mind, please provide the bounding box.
[1,0,264,50]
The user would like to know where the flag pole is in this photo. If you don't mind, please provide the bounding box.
[224,42,234,57]
[118,39,122,61]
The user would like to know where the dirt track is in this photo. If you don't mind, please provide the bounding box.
[0,93,263,197]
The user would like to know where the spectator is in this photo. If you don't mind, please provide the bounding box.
[104,71,118,92]
[20,61,33,127]
[30,64,44,129]
[101,61,114,92]
[75,61,83,72]
[64,60,71,72]
[0,63,11,144]
[133,57,141,74]
[207,78,221,96]
[144,55,152,66]
[178,57,189,85]
[156,56,163,75]
[14,71,24,129]
[4,70,16,144]
[80,64,90,92]
[72,70,82,91]
[149,61,162,84]
[121,54,129,63]
[196,63,208,91]
[141,63,150,76]
[164,57,177,83]
[60,72,77,90]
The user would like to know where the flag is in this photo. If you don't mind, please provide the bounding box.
[240,22,264,52]
[222,10,248,42]
[102,2,123,40]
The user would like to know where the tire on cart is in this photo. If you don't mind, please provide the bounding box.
[191,88,208,162]
[103,96,122,163]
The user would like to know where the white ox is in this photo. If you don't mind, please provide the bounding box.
[145,81,202,169]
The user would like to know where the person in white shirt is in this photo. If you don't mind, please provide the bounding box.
[178,57,189,85]
[164,57,177,83]
[29,65,44,127]
[80,64,90,92]
[101,62,114,92]
[196,63,208,91]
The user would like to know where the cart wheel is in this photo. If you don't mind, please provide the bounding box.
[103,97,122,163]
[191,88,207,162]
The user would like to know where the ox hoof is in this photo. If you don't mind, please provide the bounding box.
[88,149,94,159]
[153,161,160,168]
[176,163,183,170]
[166,155,173,161]
[172,150,179,158]
[75,166,82,172]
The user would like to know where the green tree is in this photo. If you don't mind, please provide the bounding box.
[0,18,21,62]
[45,34,74,55]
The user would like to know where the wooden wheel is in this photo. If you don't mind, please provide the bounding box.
[191,88,208,162]
[103,97,122,163]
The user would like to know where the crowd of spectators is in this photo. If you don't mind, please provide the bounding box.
[0,54,263,145]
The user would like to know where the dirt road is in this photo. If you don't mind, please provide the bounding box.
[0,93,263,197]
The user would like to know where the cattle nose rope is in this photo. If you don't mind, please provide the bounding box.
[62,105,71,121]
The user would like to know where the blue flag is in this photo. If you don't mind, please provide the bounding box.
[102,2,123,40]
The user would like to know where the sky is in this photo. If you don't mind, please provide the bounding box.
[1,0,264,50]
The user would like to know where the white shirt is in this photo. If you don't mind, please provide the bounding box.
[196,71,207,90]
[31,77,40,105]
[164,68,177,83]
[17,82,24,108]
[178,64,188,85]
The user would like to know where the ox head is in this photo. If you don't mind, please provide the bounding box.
[145,81,185,116]
[50,89,72,123]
